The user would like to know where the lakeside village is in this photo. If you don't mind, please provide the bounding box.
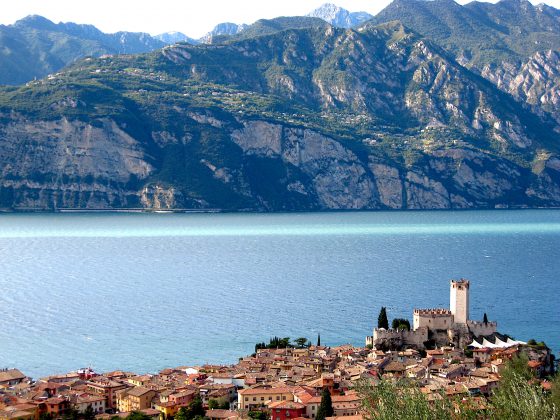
[1,280,556,420]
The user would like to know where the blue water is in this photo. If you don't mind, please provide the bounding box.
[0,210,558,379]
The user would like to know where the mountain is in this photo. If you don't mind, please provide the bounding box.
[307,3,373,28]
[372,0,560,68]
[0,15,167,85]
[372,0,560,140]
[154,31,199,45]
[200,22,249,43]
[0,19,559,211]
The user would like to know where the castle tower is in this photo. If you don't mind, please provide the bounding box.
[450,279,469,324]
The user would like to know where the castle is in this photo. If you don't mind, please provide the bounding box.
[366,279,498,350]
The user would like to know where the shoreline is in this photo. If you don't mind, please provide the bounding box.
[1,206,560,215]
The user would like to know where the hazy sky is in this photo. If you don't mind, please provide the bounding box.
[2,0,560,38]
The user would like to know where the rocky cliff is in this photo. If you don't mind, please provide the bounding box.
[0,14,559,211]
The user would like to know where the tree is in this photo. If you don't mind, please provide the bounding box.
[317,333,321,347]
[356,378,479,420]
[491,370,555,419]
[84,405,96,420]
[551,372,560,412]
[391,318,410,331]
[62,408,79,420]
[294,337,308,348]
[126,413,153,420]
[316,388,334,420]
[378,307,389,329]
[248,411,267,420]
[483,313,488,325]
[175,407,189,420]
[208,399,229,410]
[176,397,205,420]
[187,397,205,419]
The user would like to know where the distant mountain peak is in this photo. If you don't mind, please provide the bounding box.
[154,31,199,45]
[15,15,57,30]
[200,22,248,44]
[307,3,373,28]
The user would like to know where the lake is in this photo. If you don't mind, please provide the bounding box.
[0,209,559,379]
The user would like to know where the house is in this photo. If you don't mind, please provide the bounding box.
[0,370,26,388]
[268,401,305,420]
[43,397,71,417]
[116,387,156,413]
[127,375,153,387]
[237,387,294,411]
[70,394,107,414]
[87,378,130,411]
[153,390,197,419]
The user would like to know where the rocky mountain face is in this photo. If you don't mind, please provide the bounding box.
[372,0,560,153]
[373,0,560,69]
[154,32,199,45]
[0,17,559,211]
[307,3,373,28]
[199,23,249,44]
[482,50,560,125]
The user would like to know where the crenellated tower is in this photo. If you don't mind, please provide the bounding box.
[450,279,469,324]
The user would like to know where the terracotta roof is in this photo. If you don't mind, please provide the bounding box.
[126,386,154,397]
[206,409,238,419]
[0,370,26,383]
[268,401,305,409]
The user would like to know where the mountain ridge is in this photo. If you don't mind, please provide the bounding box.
[1,19,559,211]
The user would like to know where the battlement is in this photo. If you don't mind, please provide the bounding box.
[467,320,498,337]
[414,308,452,316]
[467,320,497,327]
[451,279,470,289]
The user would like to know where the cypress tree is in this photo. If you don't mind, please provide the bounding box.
[316,388,334,420]
[378,307,389,329]
[483,313,488,325]
[317,333,321,347]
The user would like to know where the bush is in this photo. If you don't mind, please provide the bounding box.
[391,319,410,331]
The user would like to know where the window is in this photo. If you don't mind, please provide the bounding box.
[261,397,264,401]
[253,398,256,402]
[282,396,286,400]
[276,396,280,401]
[245,405,248,409]
[312,406,315,411]
[286,412,290,417]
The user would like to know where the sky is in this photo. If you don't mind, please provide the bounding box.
[2,0,560,38]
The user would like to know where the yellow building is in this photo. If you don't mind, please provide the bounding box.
[153,401,179,419]
[238,387,294,411]
[116,387,157,413]
[127,375,153,387]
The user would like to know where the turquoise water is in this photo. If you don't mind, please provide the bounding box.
[0,210,558,379]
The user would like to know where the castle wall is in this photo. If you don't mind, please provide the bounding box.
[467,321,498,337]
[413,309,453,330]
[373,327,428,349]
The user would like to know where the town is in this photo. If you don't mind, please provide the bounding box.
[0,280,556,420]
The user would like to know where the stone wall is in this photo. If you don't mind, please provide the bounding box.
[413,309,453,330]
[467,320,498,337]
